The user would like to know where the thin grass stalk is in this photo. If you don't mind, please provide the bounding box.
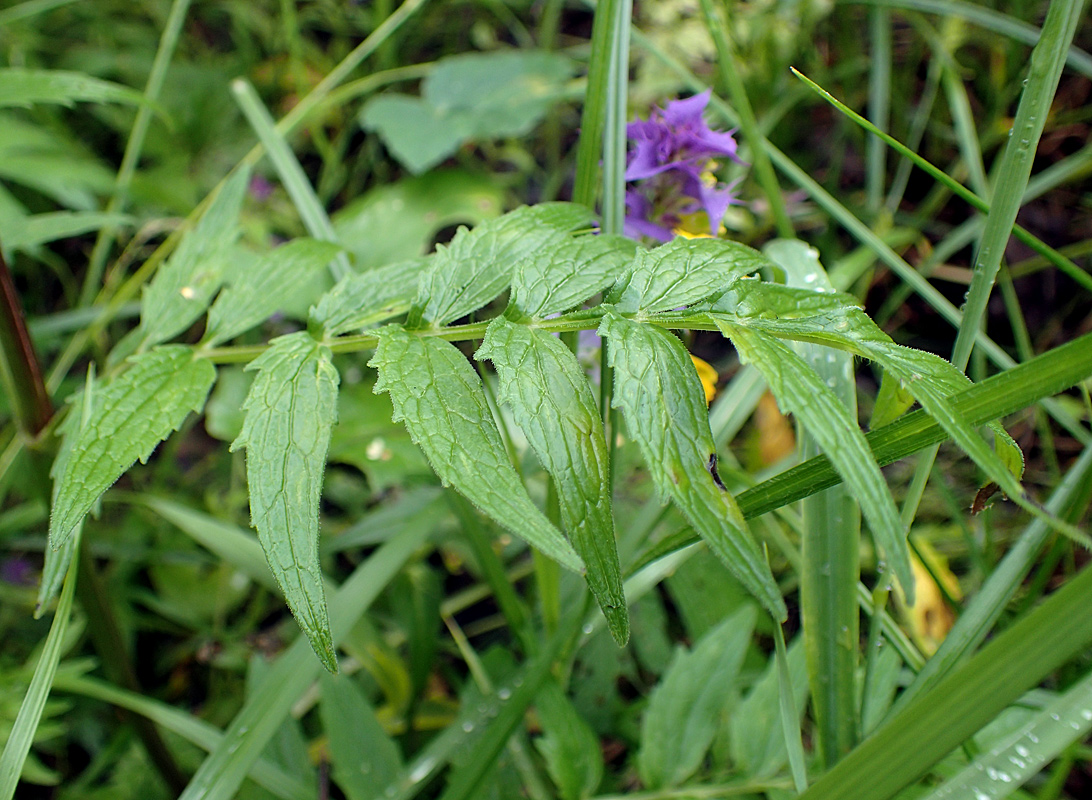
[888,443,1092,718]
[849,0,1092,80]
[570,0,622,210]
[777,248,861,767]
[866,5,891,213]
[696,0,793,237]
[0,536,78,800]
[950,0,1086,372]
[0,248,52,437]
[231,78,353,281]
[78,0,193,308]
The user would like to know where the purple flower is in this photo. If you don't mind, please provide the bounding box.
[624,90,745,240]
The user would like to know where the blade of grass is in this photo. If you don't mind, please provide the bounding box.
[799,560,1092,800]
[0,532,78,800]
[50,674,312,800]
[78,0,193,308]
[775,619,809,794]
[888,443,1092,717]
[697,0,793,236]
[866,4,891,213]
[571,0,622,210]
[231,78,352,282]
[849,0,1092,80]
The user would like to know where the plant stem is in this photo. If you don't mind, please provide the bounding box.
[0,247,53,437]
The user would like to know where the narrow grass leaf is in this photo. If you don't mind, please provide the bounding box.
[600,309,785,620]
[204,239,343,346]
[52,674,312,800]
[768,238,863,767]
[615,236,765,315]
[140,166,251,347]
[730,637,808,779]
[477,317,627,643]
[178,524,430,800]
[412,203,594,328]
[50,346,215,548]
[370,328,581,571]
[231,332,340,672]
[799,562,1092,800]
[230,78,353,281]
[310,257,430,336]
[718,322,913,602]
[920,668,1092,800]
[508,233,633,319]
[774,621,808,794]
[0,67,149,109]
[0,537,78,800]
[319,673,403,800]
[638,606,756,788]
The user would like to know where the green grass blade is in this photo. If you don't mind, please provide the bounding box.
[51,674,311,800]
[890,443,1092,716]
[571,0,623,210]
[600,0,631,235]
[848,0,1092,80]
[769,240,862,766]
[950,0,1085,372]
[177,523,430,800]
[774,622,808,794]
[0,532,78,800]
[231,78,353,282]
[866,4,891,213]
[919,668,1092,800]
[799,561,1092,800]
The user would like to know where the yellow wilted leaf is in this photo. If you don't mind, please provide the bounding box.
[690,355,718,405]
[896,537,962,655]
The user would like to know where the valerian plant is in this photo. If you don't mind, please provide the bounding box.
[46,179,1031,671]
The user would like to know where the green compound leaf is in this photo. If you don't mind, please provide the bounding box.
[637,606,757,789]
[615,236,766,315]
[509,233,634,319]
[412,203,595,329]
[717,321,915,604]
[310,257,430,337]
[231,333,340,673]
[370,327,582,572]
[0,67,150,109]
[50,346,216,548]
[140,167,251,347]
[598,308,785,621]
[477,317,627,643]
[204,238,343,346]
[713,280,1025,491]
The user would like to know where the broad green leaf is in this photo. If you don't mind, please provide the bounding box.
[919,668,1092,800]
[598,308,785,620]
[2,211,131,253]
[140,166,251,347]
[204,239,343,346]
[310,258,430,337]
[360,51,574,174]
[509,233,634,318]
[477,317,627,643]
[320,674,403,800]
[729,638,808,778]
[637,606,756,789]
[332,170,503,271]
[412,203,595,329]
[534,680,603,800]
[50,346,216,548]
[369,328,581,571]
[231,333,339,672]
[0,67,148,109]
[717,322,914,602]
[615,236,766,315]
